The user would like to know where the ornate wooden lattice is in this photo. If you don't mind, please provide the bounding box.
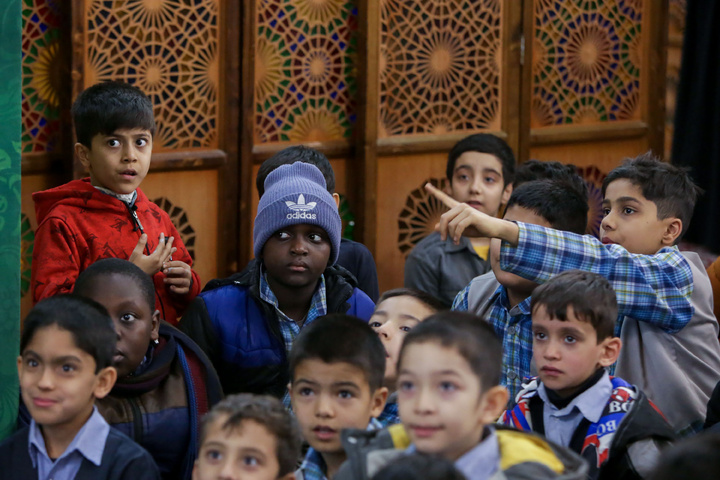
[379,1,503,137]
[397,178,449,256]
[83,0,220,150]
[152,197,196,261]
[254,0,358,144]
[531,0,643,127]
[22,0,63,154]
[577,165,607,238]
[20,213,35,297]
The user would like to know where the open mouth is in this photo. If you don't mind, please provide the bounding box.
[601,237,616,245]
[410,424,442,438]
[313,426,337,440]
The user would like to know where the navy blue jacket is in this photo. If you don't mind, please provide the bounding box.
[180,259,375,397]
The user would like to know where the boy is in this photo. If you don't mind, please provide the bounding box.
[31,81,200,325]
[453,177,589,400]
[193,394,301,480]
[404,133,515,306]
[257,145,379,301]
[369,288,445,426]
[289,314,388,480]
[335,312,587,480]
[501,270,675,480]
[430,152,720,434]
[180,162,375,398]
[0,295,160,478]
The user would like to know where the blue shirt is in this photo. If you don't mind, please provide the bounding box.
[377,392,400,427]
[537,371,613,447]
[28,407,110,480]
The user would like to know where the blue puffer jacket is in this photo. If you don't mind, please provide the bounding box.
[180,259,375,397]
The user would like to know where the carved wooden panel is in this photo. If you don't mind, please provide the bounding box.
[379,1,503,137]
[531,0,643,127]
[254,0,358,144]
[22,0,64,154]
[82,0,220,150]
[665,0,686,160]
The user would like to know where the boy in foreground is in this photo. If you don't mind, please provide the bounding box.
[31,81,199,324]
[501,270,675,480]
[0,295,160,478]
[193,394,301,480]
[289,315,388,480]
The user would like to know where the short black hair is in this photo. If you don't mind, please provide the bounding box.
[398,312,502,391]
[602,151,701,241]
[376,288,446,314]
[257,145,335,197]
[506,179,589,235]
[514,159,589,201]
[21,295,116,373]
[648,432,720,480]
[289,314,386,391]
[372,452,467,480]
[72,80,156,147]
[531,270,617,342]
[199,394,302,477]
[446,133,516,187]
[74,258,156,312]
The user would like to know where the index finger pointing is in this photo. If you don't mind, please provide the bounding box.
[425,182,460,209]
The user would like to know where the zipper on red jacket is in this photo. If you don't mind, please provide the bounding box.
[125,203,151,256]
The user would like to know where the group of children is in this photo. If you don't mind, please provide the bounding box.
[2,79,720,480]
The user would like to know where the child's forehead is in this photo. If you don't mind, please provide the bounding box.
[23,325,95,363]
[603,178,648,201]
[293,358,370,386]
[95,127,153,138]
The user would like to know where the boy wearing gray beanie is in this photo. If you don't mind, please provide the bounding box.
[180,162,375,398]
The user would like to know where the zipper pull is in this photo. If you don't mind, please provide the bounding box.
[127,204,145,234]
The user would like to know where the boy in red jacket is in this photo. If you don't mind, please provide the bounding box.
[31,81,200,324]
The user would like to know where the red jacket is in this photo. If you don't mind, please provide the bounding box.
[31,178,201,324]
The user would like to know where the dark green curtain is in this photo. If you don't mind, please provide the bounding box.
[0,0,21,440]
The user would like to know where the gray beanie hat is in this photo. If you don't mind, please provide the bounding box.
[253,162,341,265]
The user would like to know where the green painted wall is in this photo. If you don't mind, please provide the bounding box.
[0,0,22,440]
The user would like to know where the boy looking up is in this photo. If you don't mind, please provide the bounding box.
[501,270,675,480]
[429,152,720,434]
[404,133,515,306]
[31,81,200,324]
[289,314,388,480]
[0,295,160,479]
[193,394,301,480]
[181,163,375,398]
[257,145,380,301]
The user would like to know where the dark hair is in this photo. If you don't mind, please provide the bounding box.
[602,151,701,241]
[21,295,117,372]
[531,270,617,341]
[289,314,386,391]
[648,432,720,480]
[257,145,335,197]
[446,133,516,186]
[514,159,589,201]
[376,288,446,314]
[372,452,467,480]
[74,258,156,312]
[199,394,302,477]
[72,81,155,147]
[398,312,502,391]
[506,179,588,234]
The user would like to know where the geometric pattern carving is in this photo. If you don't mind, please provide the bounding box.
[21,213,35,297]
[532,1,643,127]
[577,165,608,239]
[397,178,449,256]
[84,0,219,150]
[151,197,196,262]
[254,0,358,144]
[380,1,503,137]
[22,0,63,154]
[668,0,687,38]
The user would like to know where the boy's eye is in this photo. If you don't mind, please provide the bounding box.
[398,381,415,392]
[120,313,138,323]
[338,390,354,399]
[205,449,222,462]
[136,138,148,147]
[309,233,325,243]
[369,321,381,329]
[276,231,291,240]
[26,358,39,368]
[243,455,260,467]
[623,207,635,215]
[484,176,496,184]
[564,336,577,344]
[107,139,120,147]
[61,364,76,373]
[399,325,412,332]
[439,381,457,393]
[533,331,546,341]
[299,387,314,396]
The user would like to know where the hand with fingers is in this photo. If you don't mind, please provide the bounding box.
[129,233,177,275]
[163,260,193,296]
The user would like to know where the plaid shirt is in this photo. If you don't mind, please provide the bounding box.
[377,392,400,427]
[296,418,383,480]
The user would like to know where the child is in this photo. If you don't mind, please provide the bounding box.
[73,258,223,480]
[500,270,675,480]
[369,288,445,426]
[257,145,380,301]
[180,162,375,398]
[193,394,301,480]
[336,312,587,480]
[289,314,388,480]
[453,177,589,400]
[429,153,720,433]
[31,81,200,325]
[404,133,515,306]
[0,295,160,478]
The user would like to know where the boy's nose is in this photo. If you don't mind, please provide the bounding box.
[414,386,436,414]
[315,393,335,418]
[600,212,615,232]
[122,145,138,163]
[37,368,54,390]
[290,238,309,255]
[543,342,561,360]
[218,460,238,480]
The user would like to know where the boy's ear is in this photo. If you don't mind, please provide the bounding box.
[501,183,513,205]
[598,337,622,368]
[332,192,340,209]
[150,310,161,342]
[75,142,91,171]
[479,385,509,424]
[370,386,389,419]
[661,217,683,246]
[93,366,118,400]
